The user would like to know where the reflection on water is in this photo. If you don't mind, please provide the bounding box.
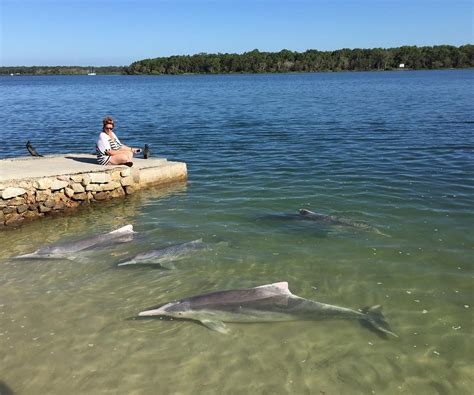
[1,72,473,394]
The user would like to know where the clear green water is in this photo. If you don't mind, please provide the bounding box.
[1,71,473,394]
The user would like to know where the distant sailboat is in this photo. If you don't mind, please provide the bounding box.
[87,69,96,76]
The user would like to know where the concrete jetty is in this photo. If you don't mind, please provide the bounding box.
[0,154,187,227]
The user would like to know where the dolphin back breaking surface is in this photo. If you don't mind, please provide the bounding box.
[138,281,397,337]
[15,224,134,259]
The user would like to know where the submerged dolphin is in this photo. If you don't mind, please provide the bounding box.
[298,209,388,236]
[138,281,397,337]
[15,224,134,259]
[117,239,206,268]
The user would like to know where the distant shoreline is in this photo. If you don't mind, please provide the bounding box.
[1,44,472,76]
[1,68,472,77]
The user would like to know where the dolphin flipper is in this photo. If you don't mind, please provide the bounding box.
[362,305,398,338]
[158,261,177,270]
[201,319,230,334]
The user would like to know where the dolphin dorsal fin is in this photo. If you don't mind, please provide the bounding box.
[256,282,291,295]
[109,225,134,234]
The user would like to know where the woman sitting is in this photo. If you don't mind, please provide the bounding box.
[96,116,140,166]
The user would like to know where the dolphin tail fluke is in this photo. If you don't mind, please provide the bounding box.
[361,305,398,338]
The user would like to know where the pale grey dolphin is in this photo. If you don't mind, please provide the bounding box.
[15,224,134,259]
[138,281,397,337]
[298,209,389,236]
[117,239,206,268]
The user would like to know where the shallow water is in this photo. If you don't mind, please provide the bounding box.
[0,71,473,394]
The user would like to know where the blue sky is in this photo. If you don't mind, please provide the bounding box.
[1,0,472,66]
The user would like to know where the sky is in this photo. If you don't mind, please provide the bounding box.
[0,0,472,66]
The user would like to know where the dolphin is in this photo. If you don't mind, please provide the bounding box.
[15,224,134,259]
[117,239,206,268]
[298,209,389,236]
[138,281,397,337]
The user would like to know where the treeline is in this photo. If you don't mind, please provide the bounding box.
[1,45,472,76]
[126,45,473,75]
[0,66,125,75]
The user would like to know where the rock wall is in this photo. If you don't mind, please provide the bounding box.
[0,163,186,227]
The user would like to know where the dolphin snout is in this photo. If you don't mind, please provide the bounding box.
[138,308,164,317]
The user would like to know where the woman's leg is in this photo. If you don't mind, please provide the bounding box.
[108,152,133,165]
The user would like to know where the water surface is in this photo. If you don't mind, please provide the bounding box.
[0,71,473,394]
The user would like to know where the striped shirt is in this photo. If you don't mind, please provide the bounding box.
[96,132,122,165]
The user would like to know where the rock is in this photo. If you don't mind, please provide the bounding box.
[39,205,52,213]
[71,183,85,193]
[120,168,131,177]
[72,192,88,201]
[85,184,101,192]
[50,180,69,191]
[111,171,122,181]
[54,192,66,203]
[19,181,33,189]
[124,185,136,194]
[44,198,56,208]
[89,173,111,184]
[26,191,36,204]
[94,192,109,201]
[57,175,70,181]
[3,207,15,214]
[7,197,26,206]
[70,175,83,183]
[54,202,66,210]
[5,212,24,225]
[23,210,38,218]
[66,201,81,208]
[110,188,125,198]
[120,176,134,187]
[101,181,121,191]
[65,187,75,198]
[1,187,27,199]
[81,174,91,186]
[17,204,29,214]
[35,178,53,190]
[36,190,51,202]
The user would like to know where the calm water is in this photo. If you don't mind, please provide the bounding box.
[0,71,473,395]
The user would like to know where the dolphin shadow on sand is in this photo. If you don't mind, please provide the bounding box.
[138,281,398,338]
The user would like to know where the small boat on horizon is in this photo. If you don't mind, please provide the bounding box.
[87,72,96,76]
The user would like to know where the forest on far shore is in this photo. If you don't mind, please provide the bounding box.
[126,45,473,74]
[1,45,472,76]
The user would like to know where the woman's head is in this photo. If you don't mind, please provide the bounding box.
[102,116,114,132]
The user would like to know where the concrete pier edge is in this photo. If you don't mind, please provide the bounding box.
[0,154,187,228]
